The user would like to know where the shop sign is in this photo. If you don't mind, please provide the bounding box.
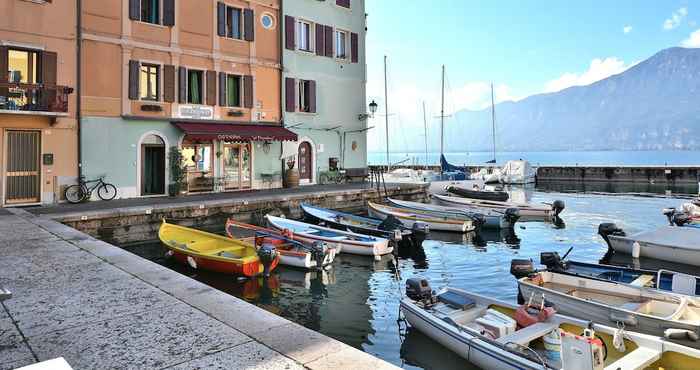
[179,105,214,120]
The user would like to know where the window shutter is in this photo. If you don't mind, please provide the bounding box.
[129,0,140,20]
[315,24,325,57]
[336,0,350,8]
[163,0,175,26]
[40,51,58,85]
[308,80,316,113]
[285,77,295,112]
[217,2,226,37]
[128,60,139,100]
[0,47,7,82]
[243,75,253,108]
[178,67,187,103]
[351,32,358,63]
[163,65,175,102]
[206,70,217,106]
[285,16,295,50]
[219,72,227,106]
[244,9,254,41]
[324,26,333,57]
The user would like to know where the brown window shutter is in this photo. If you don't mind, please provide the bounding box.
[315,24,325,57]
[217,2,226,37]
[351,32,358,63]
[206,70,217,106]
[244,9,254,41]
[336,0,350,8]
[41,51,58,85]
[178,67,187,103]
[285,16,295,50]
[163,65,175,102]
[163,0,175,26]
[243,75,253,108]
[308,80,316,113]
[324,26,333,57]
[129,0,140,20]
[285,77,295,112]
[218,72,227,106]
[128,60,139,100]
[0,46,7,82]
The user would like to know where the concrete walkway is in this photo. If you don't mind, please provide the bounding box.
[0,209,399,370]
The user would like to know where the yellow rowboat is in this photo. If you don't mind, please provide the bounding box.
[158,220,279,277]
[368,201,477,233]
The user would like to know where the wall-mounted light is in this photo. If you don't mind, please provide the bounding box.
[358,100,378,121]
[262,140,272,154]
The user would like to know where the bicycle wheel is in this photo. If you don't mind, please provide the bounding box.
[65,184,87,204]
[97,183,118,201]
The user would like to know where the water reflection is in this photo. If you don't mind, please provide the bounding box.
[399,327,478,370]
[538,180,699,196]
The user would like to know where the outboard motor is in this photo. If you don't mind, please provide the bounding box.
[257,243,278,277]
[662,208,677,225]
[504,208,521,225]
[540,252,567,271]
[510,259,536,279]
[552,200,566,217]
[310,241,328,270]
[672,212,691,227]
[378,214,403,232]
[405,277,436,305]
[410,222,429,246]
[470,213,486,231]
[598,223,626,248]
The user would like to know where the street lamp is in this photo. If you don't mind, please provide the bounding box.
[358,100,378,121]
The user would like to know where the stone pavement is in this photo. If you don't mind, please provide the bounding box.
[0,208,399,370]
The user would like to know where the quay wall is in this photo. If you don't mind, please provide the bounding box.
[57,184,428,245]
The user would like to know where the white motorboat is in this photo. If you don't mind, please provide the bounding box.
[432,193,565,220]
[367,201,478,233]
[598,223,700,266]
[387,197,519,229]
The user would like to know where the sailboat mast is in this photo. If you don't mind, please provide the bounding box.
[423,101,428,169]
[490,82,496,163]
[440,65,445,158]
[384,55,390,171]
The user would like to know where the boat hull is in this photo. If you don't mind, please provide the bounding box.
[368,204,472,233]
[446,186,509,202]
[433,194,554,220]
[167,248,279,277]
[301,204,408,243]
[388,198,513,230]
[278,247,338,269]
[608,233,700,267]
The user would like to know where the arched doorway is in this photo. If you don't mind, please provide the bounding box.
[298,141,312,182]
[141,134,166,195]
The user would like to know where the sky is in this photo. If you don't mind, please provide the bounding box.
[365,1,700,152]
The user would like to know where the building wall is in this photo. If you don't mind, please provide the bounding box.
[0,0,78,205]
[283,0,367,182]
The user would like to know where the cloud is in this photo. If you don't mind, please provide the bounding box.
[543,57,632,93]
[682,29,700,47]
[664,7,688,30]
[442,82,518,113]
[623,25,632,34]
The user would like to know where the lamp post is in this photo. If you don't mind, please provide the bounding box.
[358,100,378,120]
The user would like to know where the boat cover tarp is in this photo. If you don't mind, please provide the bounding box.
[632,226,700,250]
[500,160,535,183]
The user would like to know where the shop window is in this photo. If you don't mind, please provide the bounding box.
[187,70,203,104]
[139,64,160,101]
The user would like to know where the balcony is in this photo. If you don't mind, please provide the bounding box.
[0,82,73,116]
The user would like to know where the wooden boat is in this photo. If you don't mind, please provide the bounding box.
[445,184,509,202]
[367,201,478,233]
[225,219,338,269]
[598,222,700,266]
[517,271,700,343]
[432,193,565,220]
[300,203,428,246]
[265,215,393,256]
[387,197,518,229]
[402,279,700,370]
[158,220,279,277]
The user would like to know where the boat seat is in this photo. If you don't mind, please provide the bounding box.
[620,301,647,312]
[603,347,661,370]
[630,275,654,287]
[496,321,559,346]
[438,291,476,310]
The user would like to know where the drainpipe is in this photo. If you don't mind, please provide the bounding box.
[76,0,83,180]
[279,0,285,183]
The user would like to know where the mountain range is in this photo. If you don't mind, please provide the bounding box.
[441,47,700,152]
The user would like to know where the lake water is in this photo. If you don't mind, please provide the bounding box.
[124,189,700,369]
[368,150,700,167]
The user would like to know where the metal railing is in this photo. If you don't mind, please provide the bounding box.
[0,82,73,113]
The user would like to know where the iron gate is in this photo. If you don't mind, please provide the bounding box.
[4,130,41,204]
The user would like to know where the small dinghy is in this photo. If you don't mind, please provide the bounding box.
[432,193,565,221]
[266,215,392,256]
[517,271,700,343]
[300,203,428,246]
[388,197,519,229]
[401,278,700,370]
[367,201,478,233]
[225,219,337,269]
[158,220,279,277]
[445,184,509,202]
[598,223,700,266]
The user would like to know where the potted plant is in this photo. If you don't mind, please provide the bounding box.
[168,146,187,196]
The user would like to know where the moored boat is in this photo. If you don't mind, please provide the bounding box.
[598,222,700,266]
[401,278,700,370]
[387,197,518,229]
[368,201,478,233]
[225,219,337,269]
[158,220,279,277]
[432,193,565,220]
[445,184,509,202]
[266,215,393,256]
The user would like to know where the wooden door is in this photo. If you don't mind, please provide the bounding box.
[142,145,165,195]
[298,142,312,181]
[4,130,41,204]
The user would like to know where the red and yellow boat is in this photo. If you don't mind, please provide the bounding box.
[158,220,279,277]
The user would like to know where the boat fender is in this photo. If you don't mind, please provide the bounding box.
[665,328,700,341]
[632,242,641,259]
[187,256,197,269]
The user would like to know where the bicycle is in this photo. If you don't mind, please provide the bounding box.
[318,169,346,185]
[64,175,118,204]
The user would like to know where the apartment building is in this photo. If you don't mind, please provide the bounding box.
[80,0,292,198]
[0,0,77,206]
[281,0,367,184]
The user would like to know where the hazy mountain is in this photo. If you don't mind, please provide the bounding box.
[444,47,700,152]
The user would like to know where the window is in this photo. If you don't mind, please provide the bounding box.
[187,70,203,104]
[226,75,241,107]
[336,30,348,59]
[139,64,160,101]
[7,49,39,84]
[297,20,312,52]
[261,13,275,29]
[141,0,160,24]
[298,80,311,112]
[226,6,242,39]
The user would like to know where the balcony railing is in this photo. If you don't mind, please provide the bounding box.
[0,82,73,114]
